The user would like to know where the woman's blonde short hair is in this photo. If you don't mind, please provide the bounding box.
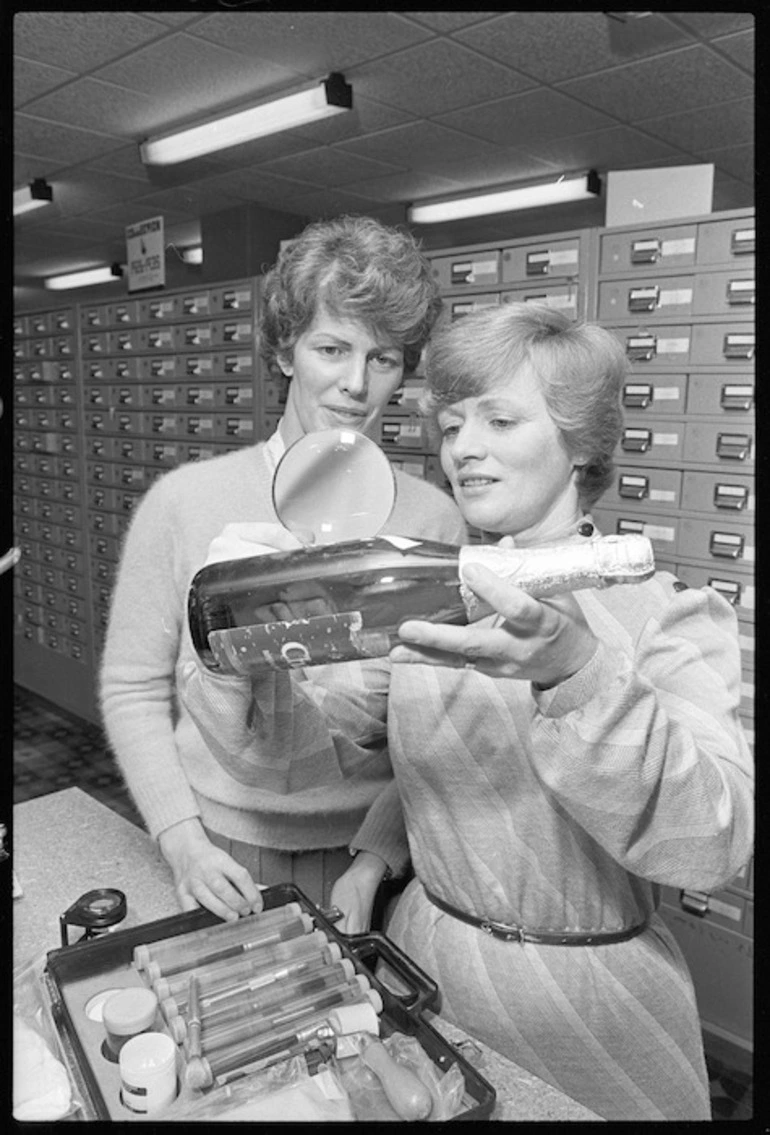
[259,214,443,378]
[422,301,629,507]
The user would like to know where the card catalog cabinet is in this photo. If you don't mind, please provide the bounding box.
[591,207,755,1060]
[13,280,262,722]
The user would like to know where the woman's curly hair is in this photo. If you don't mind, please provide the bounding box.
[259,214,443,377]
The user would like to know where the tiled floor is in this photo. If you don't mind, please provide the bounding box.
[14,683,144,828]
[13,683,753,1120]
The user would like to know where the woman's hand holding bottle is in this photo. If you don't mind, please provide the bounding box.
[391,547,599,689]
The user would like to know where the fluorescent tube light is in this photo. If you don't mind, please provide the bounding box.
[45,263,124,291]
[140,73,352,166]
[14,178,54,216]
[408,171,601,224]
[180,246,203,265]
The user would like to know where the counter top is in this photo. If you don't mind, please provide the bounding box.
[13,789,601,1122]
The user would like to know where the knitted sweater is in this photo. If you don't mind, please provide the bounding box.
[99,438,465,872]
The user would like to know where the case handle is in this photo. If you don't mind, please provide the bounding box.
[344,930,439,1017]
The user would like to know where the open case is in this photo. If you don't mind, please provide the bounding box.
[43,882,496,1121]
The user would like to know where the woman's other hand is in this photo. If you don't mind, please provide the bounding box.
[391,561,598,689]
[329,851,389,934]
[157,817,263,922]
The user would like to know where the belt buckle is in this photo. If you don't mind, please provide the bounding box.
[481,918,525,944]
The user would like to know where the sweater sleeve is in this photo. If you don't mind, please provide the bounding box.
[99,474,201,838]
[529,582,754,892]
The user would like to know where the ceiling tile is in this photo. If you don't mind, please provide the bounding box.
[85,201,195,229]
[142,12,209,28]
[419,149,562,190]
[639,98,753,152]
[278,185,384,218]
[699,143,754,183]
[51,171,154,218]
[13,11,171,71]
[15,114,123,166]
[436,89,616,148]
[93,33,301,127]
[14,151,69,185]
[86,145,155,182]
[188,10,433,74]
[521,125,684,172]
[122,189,245,218]
[667,12,755,38]
[14,57,77,107]
[712,30,754,72]
[22,77,168,136]
[25,216,124,241]
[350,39,534,116]
[711,170,754,212]
[188,166,324,201]
[260,146,405,188]
[557,44,753,121]
[453,11,693,83]
[341,170,466,203]
[400,12,502,33]
[337,121,507,171]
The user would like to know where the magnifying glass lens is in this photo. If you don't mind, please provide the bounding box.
[273,428,396,544]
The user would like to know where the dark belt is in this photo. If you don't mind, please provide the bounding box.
[424,887,649,946]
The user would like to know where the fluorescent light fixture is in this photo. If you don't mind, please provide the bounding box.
[140,73,353,166]
[180,246,203,265]
[408,171,601,224]
[45,263,124,291]
[14,178,54,216]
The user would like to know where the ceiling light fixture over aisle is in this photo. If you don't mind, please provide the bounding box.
[139,73,353,166]
[14,179,54,217]
[408,172,601,224]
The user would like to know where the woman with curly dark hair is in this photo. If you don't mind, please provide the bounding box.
[101,216,464,933]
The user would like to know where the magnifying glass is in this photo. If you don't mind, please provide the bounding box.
[273,428,396,545]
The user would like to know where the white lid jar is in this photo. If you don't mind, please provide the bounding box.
[119,1031,177,1115]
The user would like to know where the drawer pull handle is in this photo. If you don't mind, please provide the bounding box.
[627,286,659,313]
[621,428,652,453]
[716,432,751,461]
[525,251,550,276]
[626,335,657,362]
[719,383,753,411]
[630,238,660,264]
[723,333,755,361]
[730,228,755,256]
[726,279,755,305]
[619,475,649,500]
[709,531,745,559]
[680,889,709,917]
[713,483,749,511]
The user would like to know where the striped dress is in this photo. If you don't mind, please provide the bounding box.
[383,560,753,1121]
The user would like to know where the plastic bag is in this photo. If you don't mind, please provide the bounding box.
[334,1030,466,1121]
[161,1053,354,1122]
[13,951,83,1121]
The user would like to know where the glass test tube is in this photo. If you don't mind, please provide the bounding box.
[156,932,335,1021]
[201,982,373,1076]
[185,958,359,1046]
[134,902,304,973]
[153,930,331,1012]
[143,912,314,979]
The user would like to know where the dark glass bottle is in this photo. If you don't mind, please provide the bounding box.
[188,533,654,675]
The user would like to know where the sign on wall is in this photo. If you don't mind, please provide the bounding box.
[125,216,165,292]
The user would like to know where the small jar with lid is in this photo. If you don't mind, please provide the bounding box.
[119,1032,178,1115]
[102,987,158,1059]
